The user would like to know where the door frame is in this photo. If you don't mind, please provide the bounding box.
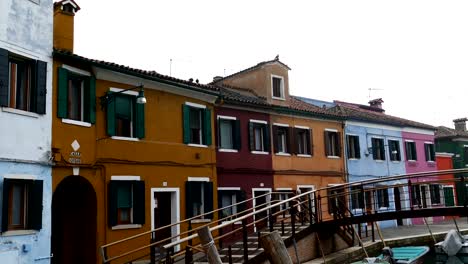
[151,188,180,252]
[252,188,272,232]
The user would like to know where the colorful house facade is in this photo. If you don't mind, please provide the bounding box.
[0,0,53,263]
[436,118,468,206]
[212,58,346,220]
[51,3,219,263]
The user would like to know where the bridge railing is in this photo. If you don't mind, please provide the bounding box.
[100,168,468,263]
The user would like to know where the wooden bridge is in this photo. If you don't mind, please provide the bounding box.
[100,168,468,264]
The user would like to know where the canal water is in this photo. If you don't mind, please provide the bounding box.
[421,249,467,263]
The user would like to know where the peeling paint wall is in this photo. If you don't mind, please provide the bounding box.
[0,0,53,264]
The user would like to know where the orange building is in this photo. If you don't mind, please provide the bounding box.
[212,57,346,208]
[51,2,218,263]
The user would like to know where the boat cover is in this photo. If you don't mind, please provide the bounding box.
[441,230,465,256]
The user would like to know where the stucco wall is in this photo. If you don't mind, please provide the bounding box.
[402,131,436,174]
[0,162,52,264]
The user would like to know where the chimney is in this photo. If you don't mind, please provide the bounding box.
[453,118,468,132]
[368,98,384,109]
[53,0,80,52]
[212,76,223,83]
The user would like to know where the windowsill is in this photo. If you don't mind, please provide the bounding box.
[375,160,385,163]
[219,148,238,153]
[272,96,286,101]
[327,156,340,159]
[297,154,312,158]
[1,230,37,237]
[222,221,242,225]
[188,143,208,148]
[111,136,140,142]
[378,207,389,211]
[1,107,39,118]
[427,161,436,163]
[62,118,92,127]
[408,160,417,163]
[111,224,142,230]
[191,219,212,224]
[275,152,291,156]
[251,151,269,155]
[391,161,401,163]
[348,158,360,160]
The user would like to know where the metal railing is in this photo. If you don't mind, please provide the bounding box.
[101,168,468,263]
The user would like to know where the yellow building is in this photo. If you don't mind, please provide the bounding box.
[51,2,218,263]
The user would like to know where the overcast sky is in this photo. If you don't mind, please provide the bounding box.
[74,0,468,128]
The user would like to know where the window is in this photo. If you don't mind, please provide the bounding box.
[324,130,341,157]
[429,184,441,204]
[346,135,360,159]
[1,179,43,231]
[249,121,270,153]
[296,128,312,155]
[108,180,145,227]
[424,143,435,162]
[218,117,241,150]
[218,190,244,220]
[388,140,401,161]
[57,67,96,123]
[405,141,417,161]
[273,125,291,154]
[106,92,145,139]
[186,181,214,219]
[183,104,212,146]
[271,75,284,99]
[376,188,389,208]
[0,48,47,114]
[350,186,364,210]
[372,138,385,160]
[411,185,422,208]
[328,186,345,214]
[277,190,291,211]
[443,186,455,206]
[464,146,468,165]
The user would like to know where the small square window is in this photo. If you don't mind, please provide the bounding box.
[274,126,289,154]
[218,190,244,220]
[430,184,441,204]
[347,135,360,159]
[108,180,145,227]
[405,141,417,161]
[325,131,341,157]
[371,138,385,161]
[296,128,311,155]
[249,122,270,152]
[183,104,211,146]
[388,140,401,161]
[271,76,284,99]
[186,181,214,219]
[424,143,435,162]
[218,117,240,150]
[377,188,389,208]
[350,186,364,210]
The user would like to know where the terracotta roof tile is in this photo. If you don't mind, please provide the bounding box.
[436,126,468,138]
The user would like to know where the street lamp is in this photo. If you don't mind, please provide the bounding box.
[100,84,146,109]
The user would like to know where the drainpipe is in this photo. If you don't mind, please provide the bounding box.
[342,120,348,183]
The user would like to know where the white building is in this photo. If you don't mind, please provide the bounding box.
[0,0,53,263]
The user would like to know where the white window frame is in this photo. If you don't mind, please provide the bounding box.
[271,74,285,100]
[405,140,417,162]
[110,175,142,229]
[218,115,237,152]
[109,88,139,141]
[424,142,436,162]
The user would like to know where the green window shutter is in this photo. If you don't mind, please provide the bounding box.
[106,92,116,136]
[0,48,9,107]
[263,124,271,152]
[182,105,190,144]
[204,182,214,219]
[35,61,47,115]
[1,179,11,232]
[27,180,43,230]
[203,108,212,146]
[88,76,96,124]
[136,102,145,139]
[185,181,196,219]
[444,188,454,206]
[108,181,118,227]
[57,67,69,118]
[233,119,241,150]
[248,122,254,151]
[132,181,145,225]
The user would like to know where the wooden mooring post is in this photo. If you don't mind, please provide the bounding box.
[259,231,293,264]
[197,226,222,264]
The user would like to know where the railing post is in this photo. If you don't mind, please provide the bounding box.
[150,231,156,264]
[291,205,296,237]
[228,245,233,264]
[185,221,193,264]
[281,211,285,235]
[308,194,313,225]
[166,248,172,264]
[371,221,375,242]
[358,223,361,242]
[102,247,108,264]
[317,194,322,222]
[269,207,274,232]
[408,180,413,210]
[462,176,467,207]
[242,218,248,263]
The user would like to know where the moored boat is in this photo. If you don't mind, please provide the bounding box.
[352,246,430,264]
[434,229,468,262]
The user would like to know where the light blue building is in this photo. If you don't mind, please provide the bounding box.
[0,0,53,263]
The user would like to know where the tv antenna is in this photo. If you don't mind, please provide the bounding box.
[368,88,384,99]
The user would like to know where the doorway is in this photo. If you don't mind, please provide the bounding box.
[52,176,97,264]
[151,188,180,252]
[252,188,271,232]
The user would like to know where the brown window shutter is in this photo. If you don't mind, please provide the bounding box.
[324,131,330,156]
[272,125,278,153]
[289,127,296,154]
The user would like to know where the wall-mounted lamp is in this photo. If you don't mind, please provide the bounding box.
[100,84,146,109]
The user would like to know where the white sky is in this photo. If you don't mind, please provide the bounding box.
[74,0,468,128]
